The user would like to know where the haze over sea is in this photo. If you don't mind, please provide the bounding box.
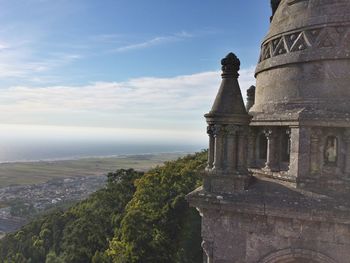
[0,125,206,163]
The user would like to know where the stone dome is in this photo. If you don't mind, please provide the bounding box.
[251,0,350,123]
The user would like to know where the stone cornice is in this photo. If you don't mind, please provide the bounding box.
[187,177,350,225]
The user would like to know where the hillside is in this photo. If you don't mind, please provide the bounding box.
[0,151,206,263]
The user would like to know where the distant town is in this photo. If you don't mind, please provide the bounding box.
[0,176,106,238]
[0,152,188,239]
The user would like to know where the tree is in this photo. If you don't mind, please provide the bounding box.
[107,152,207,263]
[0,153,207,263]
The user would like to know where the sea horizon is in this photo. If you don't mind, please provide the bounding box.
[0,140,205,164]
[0,150,198,164]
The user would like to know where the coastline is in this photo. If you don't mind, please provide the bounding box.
[0,150,194,165]
[0,152,192,187]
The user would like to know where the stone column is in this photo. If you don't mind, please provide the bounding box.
[310,129,322,175]
[286,128,291,169]
[202,240,213,263]
[344,129,350,176]
[213,125,224,172]
[264,128,276,171]
[289,126,311,183]
[206,125,215,170]
[247,128,257,167]
[237,127,248,172]
[225,125,238,172]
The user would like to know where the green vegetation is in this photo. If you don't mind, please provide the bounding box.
[0,151,206,263]
[0,153,186,187]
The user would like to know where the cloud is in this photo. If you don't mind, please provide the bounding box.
[0,28,82,82]
[0,49,81,79]
[114,31,193,52]
[0,67,256,131]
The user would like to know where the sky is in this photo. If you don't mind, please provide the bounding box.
[0,0,271,147]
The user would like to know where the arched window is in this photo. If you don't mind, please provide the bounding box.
[324,136,338,165]
[259,133,267,160]
[275,259,318,263]
[259,248,337,263]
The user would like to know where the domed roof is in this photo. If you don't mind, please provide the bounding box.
[251,0,350,124]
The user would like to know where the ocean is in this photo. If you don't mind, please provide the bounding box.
[0,125,207,163]
[0,140,204,163]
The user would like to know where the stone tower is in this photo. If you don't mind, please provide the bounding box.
[203,53,251,195]
[188,0,350,262]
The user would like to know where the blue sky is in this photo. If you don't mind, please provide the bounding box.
[0,0,271,146]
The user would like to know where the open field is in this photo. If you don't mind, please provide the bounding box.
[0,153,188,187]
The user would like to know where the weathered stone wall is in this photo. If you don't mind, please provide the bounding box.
[253,60,350,114]
[202,209,349,263]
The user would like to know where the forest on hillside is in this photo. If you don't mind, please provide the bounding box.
[0,151,206,263]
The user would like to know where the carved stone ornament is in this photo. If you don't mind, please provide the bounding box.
[259,24,350,62]
[212,125,224,137]
[207,125,214,136]
[221,52,240,78]
[263,128,274,139]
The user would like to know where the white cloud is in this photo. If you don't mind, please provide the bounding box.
[114,31,193,52]
[0,31,81,81]
[0,50,81,79]
[0,67,256,131]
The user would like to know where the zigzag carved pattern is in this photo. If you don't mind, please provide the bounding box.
[259,25,350,62]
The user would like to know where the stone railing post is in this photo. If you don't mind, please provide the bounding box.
[264,128,276,171]
[207,125,215,170]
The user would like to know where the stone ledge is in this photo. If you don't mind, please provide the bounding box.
[187,176,350,225]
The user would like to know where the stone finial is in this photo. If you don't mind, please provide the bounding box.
[207,52,248,116]
[246,85,256,111]
[221,52,240,78]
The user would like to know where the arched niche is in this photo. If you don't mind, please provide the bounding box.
[259,248,337,263]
